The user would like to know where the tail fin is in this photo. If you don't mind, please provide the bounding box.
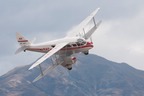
[16,32,31,46]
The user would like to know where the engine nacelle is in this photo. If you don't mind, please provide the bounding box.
[71,57,77,64]
[61,57,77,70]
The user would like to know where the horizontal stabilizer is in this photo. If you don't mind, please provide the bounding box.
[15,46,28,54]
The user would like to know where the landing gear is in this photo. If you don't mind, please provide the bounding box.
[68,67,72,70]
[83,51,89,55]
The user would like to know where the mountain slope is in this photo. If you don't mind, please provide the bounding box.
[0,54,144,96]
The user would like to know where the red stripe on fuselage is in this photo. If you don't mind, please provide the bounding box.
[18,40,28,42]
[27,42,93,52]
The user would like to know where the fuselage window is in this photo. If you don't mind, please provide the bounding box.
[66,44,71,47]
[77,43,81,46]
[72,44,77,47]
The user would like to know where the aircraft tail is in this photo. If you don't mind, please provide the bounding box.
[15,32,31,54]
[15,46,28,54]
[16,32,31,46]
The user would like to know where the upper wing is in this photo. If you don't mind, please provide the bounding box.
[66,8,100,37]
[84,20,102,40]
[29,42,68,70]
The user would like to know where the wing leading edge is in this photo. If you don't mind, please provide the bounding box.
[67,8,100,37]
[29,42,68,70]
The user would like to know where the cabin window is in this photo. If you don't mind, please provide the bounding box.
[66,45,71,47]
[72,44,77,47]
[76,43,81,46]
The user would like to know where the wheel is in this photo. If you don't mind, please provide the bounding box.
[68,67,72,70]
[84,51,89,55]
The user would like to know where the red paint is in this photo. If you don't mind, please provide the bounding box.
[18,40,28,42]
[87,42,93,45]
[27,42,93,52]
[71,57,76,60]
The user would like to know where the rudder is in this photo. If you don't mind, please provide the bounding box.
[16,32,31,46]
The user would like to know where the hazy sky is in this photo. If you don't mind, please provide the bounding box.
[0,0,144,75]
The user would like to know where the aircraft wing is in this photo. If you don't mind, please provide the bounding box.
[32,60,63,82]
[29,42,68,70]
[84,20,102,40]
[66,8,100,37]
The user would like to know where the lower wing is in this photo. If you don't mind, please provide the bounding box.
[29,42,68,70]
[32,61,63,82]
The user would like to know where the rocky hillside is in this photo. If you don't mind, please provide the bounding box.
[0,54,144,96]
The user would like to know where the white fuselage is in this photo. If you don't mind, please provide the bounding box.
[26,42,93,54]
[26,37,93,55]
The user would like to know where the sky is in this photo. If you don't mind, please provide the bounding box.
[0,0,144,75]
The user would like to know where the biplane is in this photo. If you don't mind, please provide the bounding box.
[15,8,101,82]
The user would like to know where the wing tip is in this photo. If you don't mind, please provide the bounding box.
[29,61,41,70]
[97,7,100,10]
[29,66,34,70]
[95,7,100,13]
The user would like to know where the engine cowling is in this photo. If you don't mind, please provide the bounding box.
[61,57,77,70]
[71,57,77,64]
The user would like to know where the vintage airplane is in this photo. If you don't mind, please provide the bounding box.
[15,8,101,82]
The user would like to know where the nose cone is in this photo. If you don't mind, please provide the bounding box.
[87,42,93,45]
[87,42,94,47]
[71,57,77,64]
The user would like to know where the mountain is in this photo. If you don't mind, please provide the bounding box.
[0,54,144,96]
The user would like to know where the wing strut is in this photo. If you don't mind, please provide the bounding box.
[39,65,44,76]
[93,17,96,26]
[83,28,86,39]
[29,42,68,70]
[33,55,64,82]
